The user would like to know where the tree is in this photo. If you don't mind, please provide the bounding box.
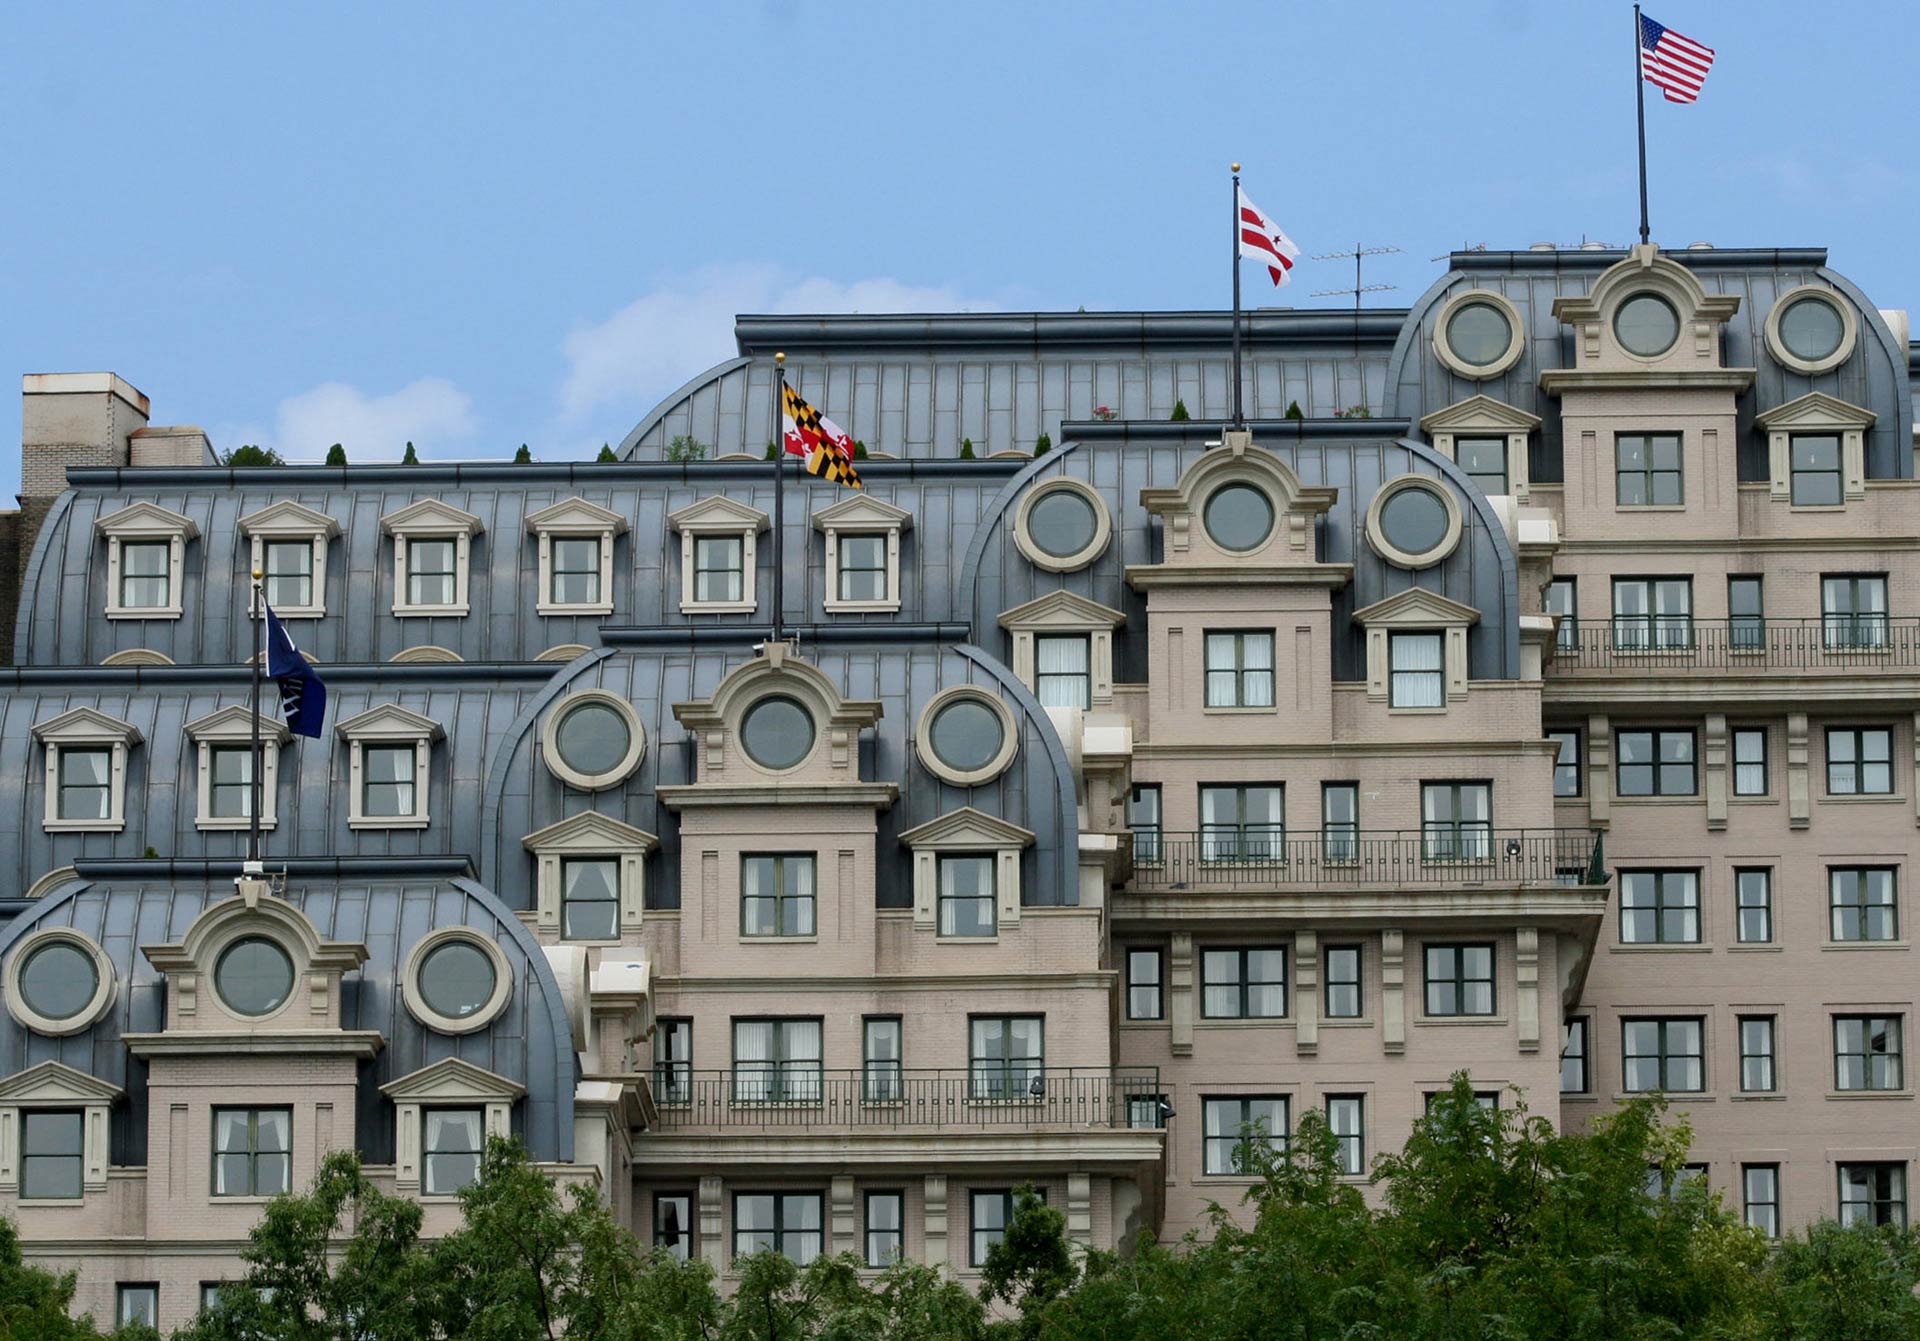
[597,444,619,463]
[0,1216,123,1338]
[324,443,348,466]
[1169,399,1191,421]
[221,444,286,467]
[959,438,976,460]
[402,442,420,465]
[513,444,534,464]
[666,435,708,463]
[1284,400,1304,420]
[852,440,869,459]
[1754,1221,1920,1341]
[1032,434,1051,457]
[977,1187,1075,1339]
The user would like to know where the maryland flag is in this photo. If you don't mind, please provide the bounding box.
[781,383,863,490]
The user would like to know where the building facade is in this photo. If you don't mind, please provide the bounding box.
[1,240,1916,1330]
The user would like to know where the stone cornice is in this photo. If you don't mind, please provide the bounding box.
[1544,676,1920,709]
[124,1031,386,1058]
[657,783,899,810]
[631,1129,1164,1168]
[1539,368,1756,396]
[1112,889,1608,925]
[651,971,1113,992]
[1125,563,1353,591]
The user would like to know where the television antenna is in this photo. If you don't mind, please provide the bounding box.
[1430,242,1489,262]
[1310,244,1401,310]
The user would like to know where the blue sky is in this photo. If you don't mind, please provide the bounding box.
[1,2,1913,493]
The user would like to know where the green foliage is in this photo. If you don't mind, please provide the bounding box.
[1284,399,1304,420]
[220,444,286,467]
[597,443,618,463]
[666,435,708,463]
[324,443,348,466]
[766,441,780,460]
[401,442,420,465]
[1032,433,1051,457]
[852,440,869,459]
[1752,1220,1920,1340]
[1169,399,1190,421]
[0,1216,119,1338]
[977,1186,1074,1339]
[959,437,975,459]
[513,444,534,464]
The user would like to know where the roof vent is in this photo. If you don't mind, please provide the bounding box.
[1529,242,1556,251]
[1580,241,1608,251]
[1688,241,1714,250]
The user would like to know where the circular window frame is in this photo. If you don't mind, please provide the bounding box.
[737,693,819,775]
[1432,289,1526,380]
[915,686,1020,787]
[1611,291,1682,361]
[211,933,301,1021]
[1366,475,1464,570]
[6,928,115,1036]
[402,927,514,1035]
[1764,284,1858,376]
[1201,482,1277,554]
[1012,478,1112,573]
[541,690,647,791]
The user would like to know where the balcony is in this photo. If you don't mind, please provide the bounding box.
[1128,828,1602,892]
[1547,617,1920,677]
[649,1066,1162,1132]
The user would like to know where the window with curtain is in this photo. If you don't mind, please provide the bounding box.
[1203,1096,1287,1175]
[1424,943,1494,1016]
[1321,783,1358,862]
[654,1192,693,1260]
[1561,1018,1589,1093]
[1739,1016,1776,1092]
[550,536,601,605]
[1126,785,1161,864]
[1621,1017,1704,1092]
[1326,1095,1365,1175]
[937,855,996,937]
[1126,948,1163,1020]
[969,1015,1043,1099]
[58,748,112,821]
[734,1191,824,1263]
[1733,728,1768,795]
[208,745,254,819]
[1823,574,1888,649]
[1324,945,1362,1018]
[863,1017,902,1101]
[1839,1163,1907,1228]
[1200,946,1286,1019]
[1830,867,1898,942]
[1545,578,1577,652]
[213,1108,290,1197]
[1549,730,1581,797]
[1199,784,1283,861]
[1826,727,1893,795]
[406,537,457,606]
[1389,632,1443,707]
[1204,631,1275,707]
[653,1018,692,1104]
[264,539,312,608]
[1421,782,1490,860]
[1736,869,1773,943]
[1034,634,1091,708]
[119,540,171,608]
[1619,870,1700,944]
[731,1018,823,1102]
[1743,1165,1780,1237]
[1611,577,1692,650]
[561,857,619,940]
[741,854,815,937]
[1616,729,1696,796]
[694,535,744,603]
[361,744,417,818]
[865,1191,904,1266]
[1835,1015,1903,1091]
[837,534,888,602]
[423,1108,484,1194]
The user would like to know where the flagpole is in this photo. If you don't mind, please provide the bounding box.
[249,568,263,865]
[1229,162,1244,429]
[1633,4,1650,246]
[771,352,787,644]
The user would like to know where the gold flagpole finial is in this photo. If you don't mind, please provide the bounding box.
[775,351,786,365]
[251,567,263,581]
[1231,162,1241,173]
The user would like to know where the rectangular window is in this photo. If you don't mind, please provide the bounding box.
[1321,782,1358,862]
[1324,945,1362,1019]
[1728,576,1765,651]
[1423,943,1495,1017]
[1739,1016,1777,1093]
[1791,434,1843,506]
[561,857,619,940]
[1621,1017,1704,1093]
[57,747,112,822]
[20,1109,83,1199]
[1326,1095,1365,1175]
[1034,634,1091,709]
[117,1284,159,1331]
[1835,1015,1904,1091]
[1616,728,1696,796]
[423,1108,484,1195]
[199,1283,225,1315]
[693,535,744,604]
[1743,1164,1781,1237]
[1615,432,1683,506]
[1823,574,1889,649]
[1200,946,1287,1019]
[208,745,254,819]
[1561,1017,1590,1094]
[969,1015,1043,1100]
[1127,784,1162,865]
[1456,436,1507,495]
[1618,870,1700,944]
[1421,782,1491,860]
[1830,867,1898,942]
[1199,784,1284,861]
[1203,1096,1288,1175]
[1426,1090,1501,1115]
[838,534,888,603]
[865,1190,904,1267]
[654,1192,693,1260]
[1826,727,1893,795]
[654,1017,691,1105]
[732,1018,823,1103]
[741,854,816,938]
[1733,728,1768,796]
[406,537,457,606]
[1546,577,1578,652]
[1736,869,1774,944]
[550,536,601,606]
[120,539,171,609]
[734,1191,824,1264]
[212,1107,291,1197]
[937,854,997,937]
[1204,631,1275,708]
[1550,730,1582,798]
[1389,631,1444,708]
[264,538,313,609]
[361,743,418,818]
[1611,577,1693,650]
[1127,1094,1169,1130]
[1840,1163,1907,1228]
[863,1017,902,1102]
[1126,948,1164,1020]
[970,1188,1044,1266]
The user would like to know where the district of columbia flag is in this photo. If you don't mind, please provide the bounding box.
[1237,188,1300,287]
[1639,13,1714,104]
[265,603,327,738]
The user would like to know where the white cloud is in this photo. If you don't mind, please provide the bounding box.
[247,377,478,461]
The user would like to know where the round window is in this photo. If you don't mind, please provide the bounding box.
[740,695,815,770]
[1778,295,1845,363]
[929,697,1006,775]
[1445,301,1513,368]
[1379,485,1451,558]
[1614,293,1680,357]
[214,937,295,1017]
[417,940,498,1021]
[554,701,631,779]
[18,941,97,1023]
[1027,490,1098,559]
[1203,484,1274,551]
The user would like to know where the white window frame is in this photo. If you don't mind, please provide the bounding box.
[1353,588,1478,710]
[526,497,625,617]
[812,494,911,614]
[336,704,443,830]
[96,501,197,620]
[378,1057,523,1197]
[380,498,484,618]
[1419,394,1541,502]
[522,810,659,940]
[899,806,1035,938]
[185,706,289,831]
[996,589,1125,707]
[1754,391,1872,507]
[667,496,769,615]
[238,500,339,620]
[32,707,141,833]
[0,1060,122,1198]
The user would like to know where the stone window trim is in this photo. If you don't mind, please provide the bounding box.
[1418,395,1542,502]
[670,643,883,784]
[390,645,463,663]
[540,690,648,791]
[184,706,290,832]
[1365,475,1464,569]
[1431,288,1527,380]
[1353,588,1478,708]
[526,496,627,617]
[1546,244,1743,371]
[914,685,1020,787]
[1762,284,1859,376]
[523,810,659,940]
[1753,391,1874,507]
[379,1057,523,1196]
[238,500,340,620]
[900,806,1036,935]
[0,1061,122,1197]
[401,927,515,1036]
[4,928,116,1037]
[812,493,912,614]
[667,495,769,615]
[100,648,175,667]
[1136,430,1338,566]
[32,707,142,834]
[1012,476,1114,573]
[537,643,593,663]
[336,704,444,830]
[997,590,1125,707]
[96,501,198,620]
[380,498,484,618]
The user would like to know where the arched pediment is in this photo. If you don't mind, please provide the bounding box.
[1141,432,1336,526]
[670,643,884,785]
[1135,431,1342,570]
[100,648,175,667]
[675,643,882,737]
[144,891,367,979]
[1553,244,1741,330]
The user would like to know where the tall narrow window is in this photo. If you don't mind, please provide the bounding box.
[1739,1016,1777,1092]
[655,1192,693,1260]
[1830,867,1897,942]
[1126,949,1164,1020]
[1839,1163,1907,1227]
[1736,869,1773,943]
[407,538,457,606]
[57,747,112,822]
[1549,730,1582,797]
[1621,1017,1704,1092]
[1561,1017,1590,1094]
[1456,437,1507,495]
[1321,783,1358,861]
[1732,728,1768,796]
[1205,631,1275,707]
[20,1110,84,1199]
[561,858,619,940]
[550,536,601,607]
[1545,578,1578,652]
[1200,947,1286,1019]
[119,539,172,610]
[1203,1096,1288,1175]
[837,534,888,603]
[423,1108,484,1194]
[732,1018,823,1103]
[1324,945,1362,1018]
[1790,435,1843,505]
[1611,578,1692,650]
[208,745,254,819]
[734,1192,825,1263]
[1423,943,1494,1017]
[361,743,418,819]
[1034,634,1091,709]
[1421,782,1490,860]
[1743,1164,1780,1237]
[694,535,744,603]
[864,1191,904,1266]
[1127,784,1162,865]
[1389,632,1444,708]
[654,1017,692,1104]
[1326,1095,1365,1175]
[863,1017,903,1102]
[1618,870,1700,944]
[1728,576,1764,651]
[1199,785,1284,861]
[937,855,996,937]
[970,1189,1043,1265]
[969,1016,1043,1099]
[741,854,816,937]
[116,1286,159,1331]
[1826,727,1893,795]
[1615,432,1683,505]
[1616,729,1696,796]
[1834,1015,1903,1091]
[1823,575,1889,649]
[264,539,313,609]
[212,1108,291,1196]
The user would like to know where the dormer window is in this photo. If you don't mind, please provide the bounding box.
[1755,392,1874,509]
[837,534,887,603]
[668,496,768,615]
[1419,395,1542,501]
[186,706,289,831]
[337,705,444,829]
[1390,634,1443,707]
[0,1061,123,1200]
[812,494,911,614]
[379,1058,523,1198]
[899,807,1035,940]
[96,502,197,620]
[696,536,743,602]
[1354,590,1478,712]
[523,811,660,942]
[381,499,484,618]
[526,497,625,617]
[997,591,1124,709]
[1790,437,1842,506]
[33,708,141,833]
[239,501,339,619]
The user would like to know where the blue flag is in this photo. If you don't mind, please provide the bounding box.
[265,603,327,738]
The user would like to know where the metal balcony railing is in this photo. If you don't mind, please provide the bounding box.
[1128,828,1602,890]
[649,1066,1162,1130]
[1548,616,1920,674]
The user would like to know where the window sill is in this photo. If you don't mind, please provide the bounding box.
[349,817,431,830]
[1727,944,1785,953]
[197,818,278,832]
[392,604,470,618]
[741,935,819,945]
[1614,1091,1714,1102]
[1195,1018,1294,1029]
[209,1194,281,1205]
[1320,1017,1375,1028]
[682,600,758,615]
[934,935,1000,945]
[1386,706,1449,715]
[1414,1015,1508,1027]
[1610,796,1702,806]
[823,601,902,615]
[42,819,125,834]
[1827,1090,1914,1101]
[261,604,326,620]
[1730,1093,1787,1102]
[1202,705,1278,715]
[1821,794,1905,805]
[1611,944,1714,953]
[1612,504,1689,512]
[1729,796,1775,804]
[16,1197,88,1207]
[1821,941,1909,952]
[104,607,184,621]
[536,602,615,617]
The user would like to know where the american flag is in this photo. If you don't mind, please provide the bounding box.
[1639,13,1714,104]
